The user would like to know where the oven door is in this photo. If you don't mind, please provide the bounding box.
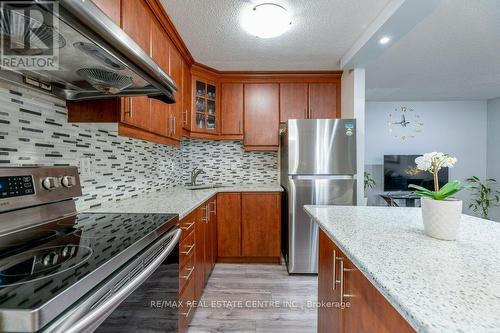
[42,228,181,333]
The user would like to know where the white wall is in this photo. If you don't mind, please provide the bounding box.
[341,69,365,205]
[365,101,488,214]
[487,98,500,221]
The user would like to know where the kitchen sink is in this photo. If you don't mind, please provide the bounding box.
[185,184,228,190]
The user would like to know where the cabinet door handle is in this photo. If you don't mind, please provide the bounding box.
[338,260,355,301]
[180,244,195,255]
[125,97,133,117]
[209,201,217,215]
[201,206,208,222]
[173,116,176,135]
[184,109,188,125]
[238,120,241,133]
[332,250,336,290]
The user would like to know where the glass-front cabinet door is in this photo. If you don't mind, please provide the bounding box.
[193,77,218,133]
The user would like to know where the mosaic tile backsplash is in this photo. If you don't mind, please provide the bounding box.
[0,81,279,211]
[181,138,278,185]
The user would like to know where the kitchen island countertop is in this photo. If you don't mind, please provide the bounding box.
[86,184,282,219]
[304,205,500,333]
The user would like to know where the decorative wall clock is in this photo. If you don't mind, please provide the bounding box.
[387,106,424,140]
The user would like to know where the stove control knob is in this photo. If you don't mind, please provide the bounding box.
[43,253,59,266]
[61,176,75,188]
[42,177,59,191]
[62,246,74,258]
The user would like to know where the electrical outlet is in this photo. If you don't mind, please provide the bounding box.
[79,158,92,177]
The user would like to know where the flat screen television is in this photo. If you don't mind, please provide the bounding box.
[384,155,449,192]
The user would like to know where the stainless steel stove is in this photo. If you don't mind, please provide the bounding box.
[0,167,180,333]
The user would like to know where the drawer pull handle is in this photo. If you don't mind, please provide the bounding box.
[180,303,193,318]
[181,244,195,255]
[180,266,195,280]
[181,221,195,231]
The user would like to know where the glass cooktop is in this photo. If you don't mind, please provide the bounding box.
[0,212,177,310]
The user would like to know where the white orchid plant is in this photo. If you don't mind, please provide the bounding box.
[408,152,465,200]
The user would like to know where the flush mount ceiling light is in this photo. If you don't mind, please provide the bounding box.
[379,36,391,45]
[241,3,292,38]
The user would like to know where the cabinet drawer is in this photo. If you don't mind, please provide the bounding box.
[179,270,196,333]
[179,247,195,293]
[180,213,196,241]
[179,229,195,266]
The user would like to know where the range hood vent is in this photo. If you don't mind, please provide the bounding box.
[0,0,176,104]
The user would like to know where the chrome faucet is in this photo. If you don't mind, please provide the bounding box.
[190,167,206,186]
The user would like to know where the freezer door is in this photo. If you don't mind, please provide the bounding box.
[286,176,356,274]
[286,119,356,175]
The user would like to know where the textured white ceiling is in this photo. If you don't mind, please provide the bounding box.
[161,0,391,70]
[365,0,500,101]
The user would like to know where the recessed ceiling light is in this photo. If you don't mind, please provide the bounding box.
[379,36,391,45]
[241,3,292,39]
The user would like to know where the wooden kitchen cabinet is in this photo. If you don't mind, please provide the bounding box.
[221,83,244,136]
[120,0,152,130]
[318,229,415,333]
[318,229,343,333]
[149,18,170,137]
[168,46,183,140]
[243,84,280,151]
[280,83,308,122]
[182,61,192,131]
[92,0,121,25]
[192,77,219,134]
[309,82,340,119]
[241,193,281,259]
[216,193,242,257]
[194,204,206,301]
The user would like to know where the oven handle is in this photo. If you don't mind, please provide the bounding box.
[64,228,181,333]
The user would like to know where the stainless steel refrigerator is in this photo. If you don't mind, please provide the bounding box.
[280,119,357,274]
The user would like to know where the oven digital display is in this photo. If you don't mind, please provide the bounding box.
[0,175,35,199]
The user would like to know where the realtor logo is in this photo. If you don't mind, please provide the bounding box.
[0,1,61,70]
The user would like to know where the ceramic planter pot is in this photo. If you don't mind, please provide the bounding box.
[421,197,462,240]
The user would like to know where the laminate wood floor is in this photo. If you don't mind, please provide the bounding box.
[188,263,318,333]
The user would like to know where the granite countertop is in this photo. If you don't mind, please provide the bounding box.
[86,184,282,219]
[304,205,500,333]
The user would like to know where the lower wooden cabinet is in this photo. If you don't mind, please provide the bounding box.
[217,192,281,263]
[318,229,415,333]
[241,193,281,258]
[179,196,217,332]
[216,193,241,257]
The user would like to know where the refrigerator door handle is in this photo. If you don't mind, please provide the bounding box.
[290,175,357,180]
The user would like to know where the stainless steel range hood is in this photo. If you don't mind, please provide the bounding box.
[0,0,177,103]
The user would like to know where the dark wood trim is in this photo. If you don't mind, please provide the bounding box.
[67,98,120,123]
[244,146,279,152]
[118,123,181,147]
[145,0,195,66]
[216,257,280,264]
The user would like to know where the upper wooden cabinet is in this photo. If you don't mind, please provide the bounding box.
[149,18,170,137]
[120,0,152,132]
[309,82,340,119]
[192,77,219,134]
[92,0,121,25]
[221,83,243,136]
[182,61,192,131]
[169,46,183,140]
[121,0,151,52]
[244,84,280,151]
[280,83,308,123]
